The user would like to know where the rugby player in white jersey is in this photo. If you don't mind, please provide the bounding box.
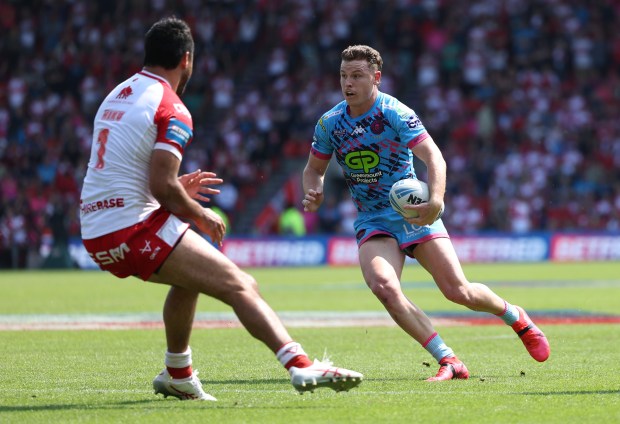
[302,45,550,381]
[80,17,362,401]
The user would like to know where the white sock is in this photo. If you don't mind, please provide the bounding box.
[165,347,192,369]
[276,342,307,367]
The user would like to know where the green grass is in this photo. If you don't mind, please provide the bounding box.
[2,262,619,314]
[1,263,619,423]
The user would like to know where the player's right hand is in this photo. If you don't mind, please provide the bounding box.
[302,189,324,212]
[197,208,226,247]
[179,169,223,202]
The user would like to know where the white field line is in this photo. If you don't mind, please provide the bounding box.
[2,310,616,331]
[0,311,476,331]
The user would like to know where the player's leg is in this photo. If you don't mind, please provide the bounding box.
[359,236,433,343]
[151,229,363,396]
[163,286,198,353]
[358,236,468,381]
[414,238,505,313]
[149,248,218,400]
[153,229,294,349]
[413,237,550,362]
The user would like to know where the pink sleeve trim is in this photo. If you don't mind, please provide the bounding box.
[406,132,430,149]
[310,147,332,160]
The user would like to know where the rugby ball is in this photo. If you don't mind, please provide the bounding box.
[389,178,443,220]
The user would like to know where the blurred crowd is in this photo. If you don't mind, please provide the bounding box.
[1,0,619,268]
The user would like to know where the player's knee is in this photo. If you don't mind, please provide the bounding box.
[239,271,259,293]
[229,271,260,297]
[442,284,473,306]
[215,270,259,304]
[369,278,400,306]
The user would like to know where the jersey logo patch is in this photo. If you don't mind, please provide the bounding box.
[345,150,382,184]
[166,118,193,149]
[116,86,133,99]
[351,125,365,136]
[370,119,384,134]
[406,114,422,129]
[173,103,191,118]
[345,150,379,173]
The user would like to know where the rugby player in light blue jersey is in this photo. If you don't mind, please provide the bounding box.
[302,45,549,381]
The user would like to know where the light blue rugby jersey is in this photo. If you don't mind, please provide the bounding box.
[311,91,430,212]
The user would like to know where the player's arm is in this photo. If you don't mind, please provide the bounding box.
[149,149,225,245]
[409,136,447,225]
[302,153,330,212]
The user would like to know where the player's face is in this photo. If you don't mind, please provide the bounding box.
[340,60,380,117]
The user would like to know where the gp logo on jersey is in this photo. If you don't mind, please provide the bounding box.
[345,150,379,173]
[166,118,192,149]
[345,150,382,183]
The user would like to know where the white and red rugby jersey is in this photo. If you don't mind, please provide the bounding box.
[80,70,193,239]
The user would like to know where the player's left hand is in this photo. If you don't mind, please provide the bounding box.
[179,169,223,202]
[302,189,324,212]
[403,200,444,226]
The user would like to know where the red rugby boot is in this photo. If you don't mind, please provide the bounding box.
[512,306,550,362]
[426,356,469,381]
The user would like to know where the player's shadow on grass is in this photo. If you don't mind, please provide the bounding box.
[0,397,335,413]
[0,400,161,413]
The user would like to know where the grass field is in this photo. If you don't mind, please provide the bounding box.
[1,262,619,423]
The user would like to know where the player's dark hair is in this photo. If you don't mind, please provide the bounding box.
[144,17,194,70]
[341,45,383,71]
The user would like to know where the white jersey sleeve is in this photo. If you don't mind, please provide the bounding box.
[80,71,194,239]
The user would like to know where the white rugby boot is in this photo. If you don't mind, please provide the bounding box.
[153,369,217,401]
[289,359,363,394]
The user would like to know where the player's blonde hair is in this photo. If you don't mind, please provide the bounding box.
[341,45,383,72]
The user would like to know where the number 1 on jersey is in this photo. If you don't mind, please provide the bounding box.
[95,128,109,169]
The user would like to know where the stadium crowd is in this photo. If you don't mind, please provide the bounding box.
[1,0,619,268]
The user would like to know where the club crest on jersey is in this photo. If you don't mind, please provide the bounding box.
[370,119,384,134]
[116,85,133,99]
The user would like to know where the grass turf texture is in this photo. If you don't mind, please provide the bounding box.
[2,262,620,314]
[0,262,619,423]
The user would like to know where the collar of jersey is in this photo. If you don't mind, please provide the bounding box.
[139,70,172,88]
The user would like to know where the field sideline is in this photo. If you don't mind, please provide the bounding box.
[1,262,619,423]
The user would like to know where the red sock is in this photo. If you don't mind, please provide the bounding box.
[167,365,193,379]
[284,355,313,370]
